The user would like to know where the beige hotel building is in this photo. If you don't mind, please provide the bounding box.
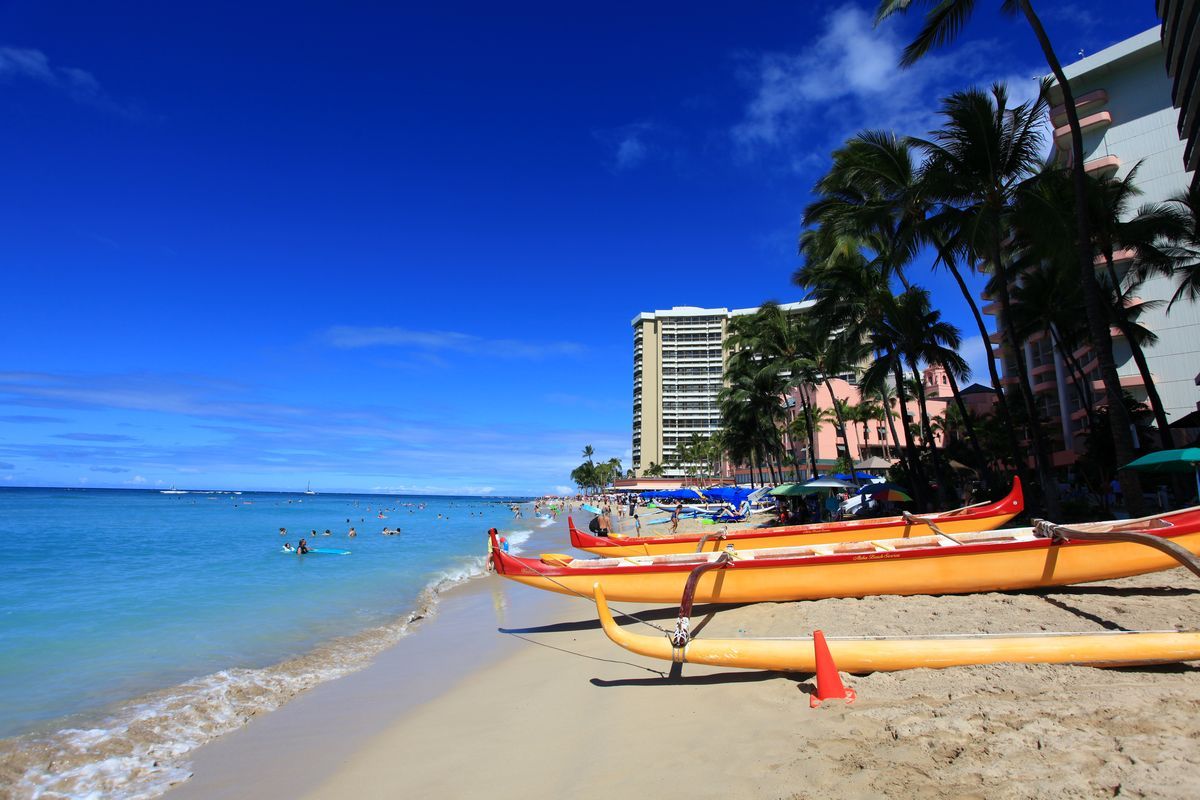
[631,302,812,477]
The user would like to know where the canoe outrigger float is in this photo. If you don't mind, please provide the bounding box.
[488,506,1200,604]
[591,584,1200,672]
[568,479,1024,556]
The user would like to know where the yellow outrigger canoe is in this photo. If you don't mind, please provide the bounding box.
[569,479,1024,556]
[591,584,1200,672]
[488,505,1200,604]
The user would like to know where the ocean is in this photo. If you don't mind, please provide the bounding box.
[0,486,540,797]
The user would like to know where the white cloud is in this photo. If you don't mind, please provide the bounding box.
[959,335,993,384]
[554,485,574,495]
[0,46,145,119]
[325,326,585,360]
[731,6,1045,168]
[127,475,147,484]
[594,121,663,171]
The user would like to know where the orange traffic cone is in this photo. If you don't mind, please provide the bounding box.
[810,630,856,708]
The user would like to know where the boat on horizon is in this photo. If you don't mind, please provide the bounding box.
[304,482,317,496]
[569,479,1023,556]
[160,486,187,495]
[488,505,1200,605]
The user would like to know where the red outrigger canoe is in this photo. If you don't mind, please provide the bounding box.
[569,478,1024,556]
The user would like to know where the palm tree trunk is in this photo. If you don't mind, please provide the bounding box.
[943,249,1031,487]
[911,364,952,508]
[1047,325,1097,446]
[991,241,1060,518]
[823,381,858,486]
[799,390,819,478]
[1019,0,1143,516]
[943,367,994,490]
[892,360,928,509]
[1103,254,1177,450]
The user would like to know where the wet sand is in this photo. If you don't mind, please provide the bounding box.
[170,514,1200,799]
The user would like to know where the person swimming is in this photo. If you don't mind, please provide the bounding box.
[283,542,294,552]
[297,538,310,555]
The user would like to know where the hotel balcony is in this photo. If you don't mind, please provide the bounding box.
[1054,111,1113,149]
[1084,154,1122,177]
[1050,89,1109,127]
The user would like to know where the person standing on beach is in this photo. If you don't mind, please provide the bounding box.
[633,514,641,535]
[671,501,682,534]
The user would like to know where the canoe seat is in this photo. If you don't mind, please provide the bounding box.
[752,546,816,560]
[829,542,877,554]
[890,536,941,550]
[953,531,1020,544]
[1103,518,1173,532]
[541,554,574,566]
[645,552,719,565]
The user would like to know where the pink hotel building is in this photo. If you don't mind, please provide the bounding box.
[984,27,1200,468]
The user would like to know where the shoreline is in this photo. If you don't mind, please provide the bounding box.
[0,509,547,799]
[170,513,1200,799]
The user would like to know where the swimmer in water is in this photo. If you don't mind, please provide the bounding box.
[283,542,294,552]
[297,538,310,555]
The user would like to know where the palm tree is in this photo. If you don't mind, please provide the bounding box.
[718,343,789,487]
[581,445,595,467]
[1084,166,1192,451]
[915,85,1061,516]
[1159,182,1200,307]
[877,0,1143,515]
[860,307,932,508]
[725,302,824,477]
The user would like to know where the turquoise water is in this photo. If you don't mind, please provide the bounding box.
[0,487,535,795]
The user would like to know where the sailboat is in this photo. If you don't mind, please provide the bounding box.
[160,485,187,495]
[304,482,317,496]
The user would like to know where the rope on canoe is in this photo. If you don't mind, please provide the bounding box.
[672,552,734,647]
[1032,519,1200,580]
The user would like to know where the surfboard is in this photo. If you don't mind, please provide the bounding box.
[581,503,601,514]
[282,547,351,555]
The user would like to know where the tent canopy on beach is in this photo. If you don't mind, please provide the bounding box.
[1124,448,1200,500]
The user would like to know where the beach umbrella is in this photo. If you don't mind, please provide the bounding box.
[1123,448,1200,501]
[853,456,894,470]
[854,482,913,502]
[802,477,855,490]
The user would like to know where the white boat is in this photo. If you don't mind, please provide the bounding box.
[160,486,187,495]
[304,482,317,496]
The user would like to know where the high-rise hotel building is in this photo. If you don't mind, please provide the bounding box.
[631,302,812,477]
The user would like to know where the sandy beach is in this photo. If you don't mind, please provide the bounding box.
[164,512,1200,800]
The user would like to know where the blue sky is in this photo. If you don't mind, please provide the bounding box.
[0,1,1160,494]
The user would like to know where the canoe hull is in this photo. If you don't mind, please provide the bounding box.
[495,526,1200,604]
[571,479,1023,556]
[592,586,1200,672]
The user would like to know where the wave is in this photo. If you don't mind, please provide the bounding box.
[0,544,511,800]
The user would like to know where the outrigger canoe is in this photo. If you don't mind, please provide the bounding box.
[591,584,1200,672]
[570,479,1024,556]
[488,505,1200,604]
